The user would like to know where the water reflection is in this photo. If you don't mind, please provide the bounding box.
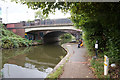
[2,45,66,78]
[2,64,52,78]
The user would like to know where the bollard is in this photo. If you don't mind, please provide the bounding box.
[104,55,109,75]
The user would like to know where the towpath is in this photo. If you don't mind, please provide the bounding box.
[60,43,94,78]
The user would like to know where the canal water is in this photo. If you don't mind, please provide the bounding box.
[1,44,66,78]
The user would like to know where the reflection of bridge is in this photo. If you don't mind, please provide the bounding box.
[6,18,81,43]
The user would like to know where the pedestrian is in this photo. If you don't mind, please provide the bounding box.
[78,39,82,48]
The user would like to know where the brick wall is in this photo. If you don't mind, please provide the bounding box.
[7,23,25,38]
[15,29,25,38]
[7,24,14,28]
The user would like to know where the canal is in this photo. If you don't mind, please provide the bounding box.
[1,44,66,78]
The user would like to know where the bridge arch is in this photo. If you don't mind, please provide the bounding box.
[43,31,79,44]
[43,31,66,43]
[24,24,81,43]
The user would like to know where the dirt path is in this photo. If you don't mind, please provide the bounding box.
[60,43,94,78]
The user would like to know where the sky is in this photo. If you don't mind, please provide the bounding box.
[0,0,71,23]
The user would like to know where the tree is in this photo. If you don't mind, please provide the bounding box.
[12,0,120,64]
[35,9,49,20]
[11,0,72,15]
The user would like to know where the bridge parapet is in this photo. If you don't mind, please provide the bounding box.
[24,23,73,28]
[21,18,73,27]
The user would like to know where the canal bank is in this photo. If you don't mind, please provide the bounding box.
[47,43,95,79]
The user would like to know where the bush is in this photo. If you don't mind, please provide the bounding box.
[1,26,32,49]
[60,33,73,44]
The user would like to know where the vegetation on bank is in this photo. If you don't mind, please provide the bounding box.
[46,65,64,80]
[59,33,75,44]
[88,55,110,78]
[71,3,120,78]
[0,25,32,49]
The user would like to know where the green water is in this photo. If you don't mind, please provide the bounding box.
[1,45,66,78]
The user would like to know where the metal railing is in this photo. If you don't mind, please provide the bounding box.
[20,18,73,27]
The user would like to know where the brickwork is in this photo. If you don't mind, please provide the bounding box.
[7,23,25,38]
[16,29,25,38]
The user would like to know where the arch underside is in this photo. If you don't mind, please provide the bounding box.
[43,31,66,44]
[25,29,81,44]
[43,30,80,44]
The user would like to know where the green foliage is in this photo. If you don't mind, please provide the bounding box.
[1,26,32,49]
[36,40,42,43]
[68,2,120,64]
[11,1,72,16]
[47,65,63,79]
[70,3,120,78]
[61,33,72,39]
[35,9,49,20]
[60,33,73,44]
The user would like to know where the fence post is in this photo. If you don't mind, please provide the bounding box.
[95,40,98,57]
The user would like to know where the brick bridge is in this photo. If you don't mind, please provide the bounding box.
[6,18,81,43]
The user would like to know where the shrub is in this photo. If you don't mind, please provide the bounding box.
[1,26,32,49]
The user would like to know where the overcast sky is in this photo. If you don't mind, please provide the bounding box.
[0,0,70,23]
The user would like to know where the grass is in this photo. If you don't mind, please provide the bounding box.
[85,46,110,78]
[86,48,110,78]
[86,46,119,79]
[46,65,64,80]
[90,58,110,78]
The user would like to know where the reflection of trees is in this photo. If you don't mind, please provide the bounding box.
[26,45,66,65]
[2,47,32,67]
[25,58,55,70]
[2,45,66,71]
